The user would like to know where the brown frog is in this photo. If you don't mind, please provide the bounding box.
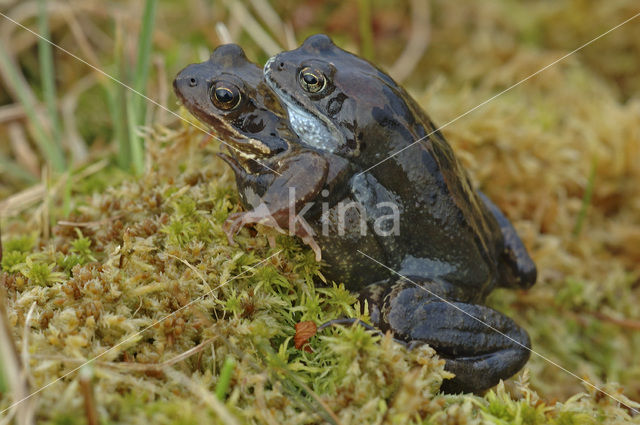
[263,34,537,393]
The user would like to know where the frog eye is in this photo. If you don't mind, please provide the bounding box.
[298,67,326,93]
[211,82,241,110]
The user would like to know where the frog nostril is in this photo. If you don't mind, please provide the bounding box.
[189,77,197,87]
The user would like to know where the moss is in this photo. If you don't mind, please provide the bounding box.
[18,255,66,287]
[1,250,27,272]
[1,123,637,424]
[3,234,36,253]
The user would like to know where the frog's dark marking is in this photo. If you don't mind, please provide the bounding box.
[326,92,347,117]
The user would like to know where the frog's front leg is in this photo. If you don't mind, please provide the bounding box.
[218,153,275,205]
[222,150,329,260]
[360,280,531,394]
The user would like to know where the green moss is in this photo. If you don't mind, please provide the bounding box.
[3,234,36,253]
[53,230,99,275]
[18,255,66,286]
[482,385,547,423]
[1,121,638,424]
[1,250,27,272]
[554,411,599,425]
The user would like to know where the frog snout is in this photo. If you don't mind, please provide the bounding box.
[174,73,199,91]
[173,71,203,104]
[264,56,288,76]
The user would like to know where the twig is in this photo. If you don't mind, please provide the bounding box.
[153,55,169,125]
[283,22,297,50]
[388,0,431,83]
[57,214,124,228]
[0,103,39,124]
[0,158,109,218]
[215,22,233,44]
[60,74,95,165]
[223,0,282,56]
[249,0,288,48]
[165,253,220,314]
[41,165,50,242]
[0,184,46,217]
[21,303,36,383]
[253,375,280,425]
[59,3,101,67]
[30,337,217,371]
[0,290,34,425]
[591,311,640,330]
[78,367,99,425]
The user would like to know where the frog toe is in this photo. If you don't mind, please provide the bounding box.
[222,213,244,244]
[440,339,530,394]
[478,191,537,290]
[404,302,531,393]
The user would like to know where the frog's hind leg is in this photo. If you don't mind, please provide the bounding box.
[477,191,537,290]
[360,280,531,394]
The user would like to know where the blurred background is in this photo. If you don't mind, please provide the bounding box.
[0,0,639,403]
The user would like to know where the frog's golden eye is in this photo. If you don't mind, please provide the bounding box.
[211,82,241,110]
[298,67,326,93]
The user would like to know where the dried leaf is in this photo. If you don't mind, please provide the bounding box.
[294,321,317,353]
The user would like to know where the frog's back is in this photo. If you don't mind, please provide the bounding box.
[399,136,504,297]
[344,79,502,297]
[403,95,536,294]
[351,63,527,297]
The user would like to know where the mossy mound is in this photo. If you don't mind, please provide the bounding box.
[1,118,638,423]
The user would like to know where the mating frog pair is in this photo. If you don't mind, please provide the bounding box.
[173,34,536,393]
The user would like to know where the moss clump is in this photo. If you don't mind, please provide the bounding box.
[1,122,638,424]
[1,234,36,272]
[1,250,27,273]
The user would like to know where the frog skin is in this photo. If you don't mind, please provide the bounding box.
[264,34,537,393]
[173,44,390,284]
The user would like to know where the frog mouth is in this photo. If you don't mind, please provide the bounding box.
[264,57,342,153]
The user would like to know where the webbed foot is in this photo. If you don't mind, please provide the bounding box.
[222,205,322,261]
[222,205,286,245]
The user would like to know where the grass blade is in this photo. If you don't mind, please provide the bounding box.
[573,158,597,236]
[0,153,38,184]
[37,0,62,147]
[215,356,235,400]
[105,18,129,169]
[126,92,144,175]
[357,0,374,61]
[128,0,158,175]
[0,44,65,172]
